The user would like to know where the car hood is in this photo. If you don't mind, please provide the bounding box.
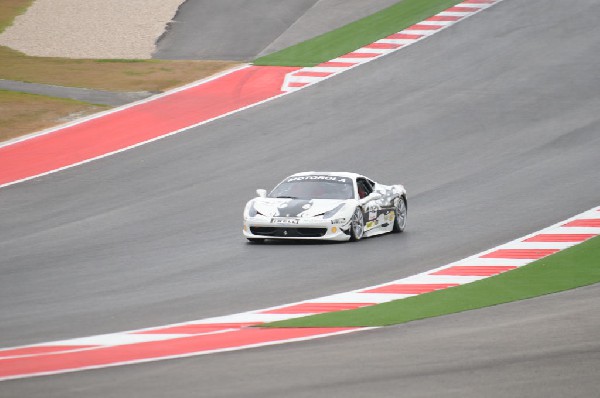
[251,198,350,218]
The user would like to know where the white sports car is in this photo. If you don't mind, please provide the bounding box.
[243,172,407,242]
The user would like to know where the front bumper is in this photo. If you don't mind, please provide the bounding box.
[243,217,351,241]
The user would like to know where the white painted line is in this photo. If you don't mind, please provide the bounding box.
[330,57,374,64]
[456,3,492,8]
[377,38,418,45]
[454,258,531,266]
[350,47,394,54]
[299,66,347,73]
[552,227,600,234]
[51,333,191,347]
[194,312,309,325]
[401,29,439,36]
[506,241,579,250]
[285,75,324,84]
[304,292,414,304]
[438,12,473,17]
[418,20,456,26]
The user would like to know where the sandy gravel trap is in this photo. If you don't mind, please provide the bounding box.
[0,0,185,59]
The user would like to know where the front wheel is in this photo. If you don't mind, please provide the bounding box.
[349,207,365,242]
[392,196,407,233]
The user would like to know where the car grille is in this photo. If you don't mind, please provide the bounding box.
[250,227,327,238]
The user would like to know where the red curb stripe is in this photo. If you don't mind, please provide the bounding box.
[386,33,423,40]
[287,82,310,88]
[447,6,479,12]
[261,303,372,314]
[563,219,600,227]
[427,15,462,22]
[524,234,596,242]
[292,71,335,77]
[365,42,403,49]
[0,66,298,187]
[363,283,459,294]
[136,323,260,335]
[481,249,559,259]
[339,52,381,58]
[0,328,356,379]
[317,61,356,67]
[407,24,444,31]
[431,266,517,276]
[0,345,97,359]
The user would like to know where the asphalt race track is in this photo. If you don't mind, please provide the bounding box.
[153,0,401,60]
[2,0,600,396]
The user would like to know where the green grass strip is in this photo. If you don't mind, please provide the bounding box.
[264,235,600,328]
[254,0,465,67]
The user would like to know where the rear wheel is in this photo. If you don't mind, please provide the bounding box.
[349,207,365,242]
[392,196,407,233]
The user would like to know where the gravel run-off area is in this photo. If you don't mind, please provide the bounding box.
[0,0,185,59]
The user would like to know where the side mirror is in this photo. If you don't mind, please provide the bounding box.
[370,192,382,201]
[256,189,267,198]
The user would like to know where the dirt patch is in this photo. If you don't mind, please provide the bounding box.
[0,90,108,142]
[0,46,239,92]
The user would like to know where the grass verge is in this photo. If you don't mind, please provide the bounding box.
[254,0,466,67]
[263,235,600,328]
[0,0,32,31]
[0,90,108,142]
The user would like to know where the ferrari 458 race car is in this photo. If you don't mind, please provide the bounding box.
[243,172,407,242]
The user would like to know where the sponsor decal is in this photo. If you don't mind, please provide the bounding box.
[287,175,349,184]
[271,218,299,225]
[368,209,378,221]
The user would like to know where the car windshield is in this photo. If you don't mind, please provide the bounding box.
[269,176,355,200]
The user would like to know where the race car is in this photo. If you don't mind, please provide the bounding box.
[243,172,407,242]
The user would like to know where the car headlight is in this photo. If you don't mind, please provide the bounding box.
[247,202,265,217]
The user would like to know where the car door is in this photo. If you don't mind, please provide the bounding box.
[357,178,383,231]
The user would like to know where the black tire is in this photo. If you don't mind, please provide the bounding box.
[349,207,365,242]
[247,238,265,243]
[392,196,407,233]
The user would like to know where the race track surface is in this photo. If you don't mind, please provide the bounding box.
[153,0,401,60]
[2,0,600,395]
[0,80,153,106]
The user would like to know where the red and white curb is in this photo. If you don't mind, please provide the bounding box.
[282,0,502,92]
[1,205,598,381]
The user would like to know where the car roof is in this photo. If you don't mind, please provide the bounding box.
[287,171,366,180]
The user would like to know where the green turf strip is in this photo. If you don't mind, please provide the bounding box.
[254,0,466,67]
[263,235,600,328]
